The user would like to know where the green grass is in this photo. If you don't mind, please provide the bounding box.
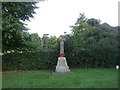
[2,68,118,88]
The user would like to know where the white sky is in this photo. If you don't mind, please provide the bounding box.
[26,0,119,37]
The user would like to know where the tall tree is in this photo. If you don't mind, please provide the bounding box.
[66,13,118,68]
[2,2,38,53]
[29,33,42,52]
[47,36,58,49]
[87,18,100,26]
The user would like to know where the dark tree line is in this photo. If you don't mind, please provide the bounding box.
[1,2,119,71]
[2,2,40,53]
[65,14,119,68]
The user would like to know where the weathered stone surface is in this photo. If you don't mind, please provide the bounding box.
[59,35,66,54]
[55,35,70,73]
[55,57,70,73]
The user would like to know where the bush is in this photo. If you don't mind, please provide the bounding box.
[2,50,59,71]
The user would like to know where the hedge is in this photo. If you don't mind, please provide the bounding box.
[2,50,59,71]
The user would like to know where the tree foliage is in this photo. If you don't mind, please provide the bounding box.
[2,2,38,53]
[65,13,118,68]
[2,12,119,71]
[48,36,58,49]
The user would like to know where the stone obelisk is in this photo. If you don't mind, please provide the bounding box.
[55,35,70,73]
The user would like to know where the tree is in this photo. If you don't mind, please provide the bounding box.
[71,13,92,48]
[29,33,42,52]
[66,13,118,68]
[87,18,100,26]
[47,36,58,49]
[42,35,59,51]
[2,2,38,53]
[42,34,49,49]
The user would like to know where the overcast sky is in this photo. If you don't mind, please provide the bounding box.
[26,0,119,37]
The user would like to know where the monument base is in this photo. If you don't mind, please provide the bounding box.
[55,57,70,73]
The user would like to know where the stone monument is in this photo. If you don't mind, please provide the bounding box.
[55,35,70,73]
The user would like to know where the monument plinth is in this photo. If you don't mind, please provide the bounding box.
[55,35,70,73]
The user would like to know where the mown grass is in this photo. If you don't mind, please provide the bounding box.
[2,68,118,88]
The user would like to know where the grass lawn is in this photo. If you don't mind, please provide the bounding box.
[2,68,118,88]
